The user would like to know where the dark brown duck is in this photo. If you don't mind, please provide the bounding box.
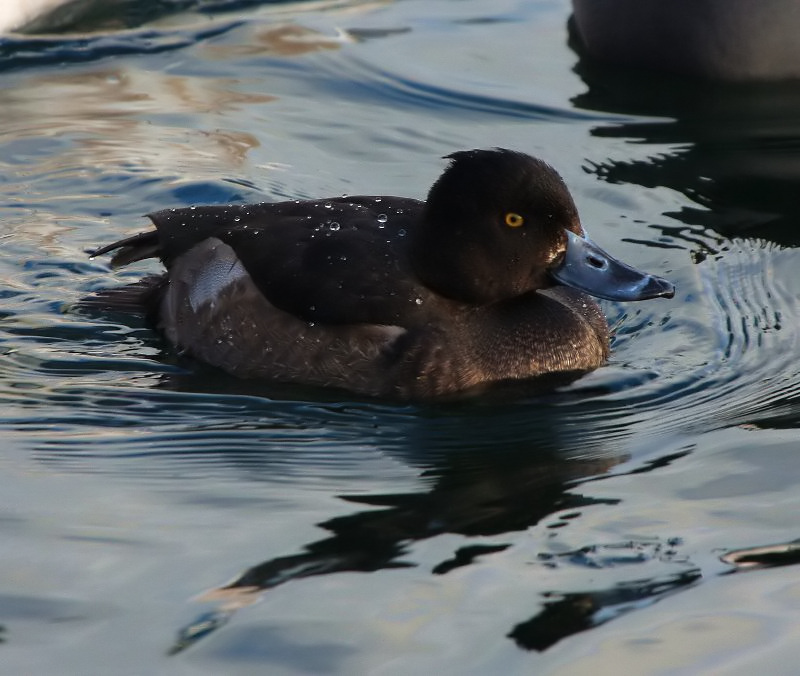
[91,149,675,399]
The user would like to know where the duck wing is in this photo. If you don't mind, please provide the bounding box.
[96,197,443,326]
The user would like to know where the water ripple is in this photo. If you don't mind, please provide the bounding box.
[0,19,242,73]
[306,52,630,123]
[567,237,800,441]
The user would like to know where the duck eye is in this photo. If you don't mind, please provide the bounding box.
[504,212,524,228]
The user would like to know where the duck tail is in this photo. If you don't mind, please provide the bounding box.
[76,275,166,318]
[90,230,161,269]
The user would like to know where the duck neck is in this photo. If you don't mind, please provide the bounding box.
[410,211,508,305]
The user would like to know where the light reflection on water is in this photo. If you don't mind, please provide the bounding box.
[0,0,799,673]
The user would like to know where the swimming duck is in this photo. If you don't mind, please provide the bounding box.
[571,0,800,81]
[92,149,674,399]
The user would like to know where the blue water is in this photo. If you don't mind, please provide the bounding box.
[1,0,800,673]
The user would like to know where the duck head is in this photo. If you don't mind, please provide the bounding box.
[414,148,675,304]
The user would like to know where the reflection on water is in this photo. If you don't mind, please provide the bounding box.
[202,22,349,58]
[0,66,267,195]
[572,58,800,247]
[166,408,694,654]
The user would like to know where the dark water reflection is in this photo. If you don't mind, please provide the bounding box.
[157,389,697,655]
[572,57,800,248]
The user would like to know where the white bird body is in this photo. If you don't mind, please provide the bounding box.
[0,0,80,32]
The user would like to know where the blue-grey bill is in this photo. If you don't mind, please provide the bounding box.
[550,230,675,301]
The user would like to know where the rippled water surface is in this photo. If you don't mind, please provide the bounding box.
[2,0,800,673]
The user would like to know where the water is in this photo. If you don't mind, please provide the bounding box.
[1,0,800,673]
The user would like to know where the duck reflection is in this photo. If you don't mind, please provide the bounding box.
[166,398,695,654]
[570,54,800,248]
[509,567,701,651]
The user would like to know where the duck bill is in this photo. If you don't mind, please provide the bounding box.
[550,230,675,301]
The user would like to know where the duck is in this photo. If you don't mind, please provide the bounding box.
[91,149,675,400]
[570,0,800,81]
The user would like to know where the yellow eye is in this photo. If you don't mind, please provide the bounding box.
[505,212,524,228]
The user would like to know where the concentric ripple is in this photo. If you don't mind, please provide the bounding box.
[557,234,800,446]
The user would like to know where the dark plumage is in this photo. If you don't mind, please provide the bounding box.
[90,149,674,399]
